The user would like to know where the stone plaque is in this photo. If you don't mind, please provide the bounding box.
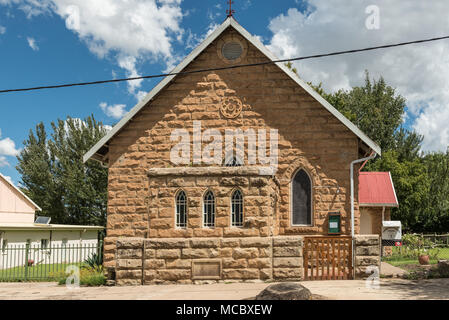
[192,260,222,280]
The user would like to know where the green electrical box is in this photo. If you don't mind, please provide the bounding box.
[328,212,341,235]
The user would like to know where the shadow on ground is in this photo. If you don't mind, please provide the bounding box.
[378,278,449,300]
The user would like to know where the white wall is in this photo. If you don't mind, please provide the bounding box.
[360,211,374,235]
[0,212,35,224]
[0,229,100,269]
[0,176,36,222]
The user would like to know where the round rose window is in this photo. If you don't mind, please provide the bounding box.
[221,41,243,61]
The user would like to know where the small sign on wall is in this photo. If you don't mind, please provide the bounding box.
[328,212,341,235]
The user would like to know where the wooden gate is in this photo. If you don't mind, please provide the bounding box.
[303,237,353,280]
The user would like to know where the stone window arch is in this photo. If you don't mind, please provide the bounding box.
[224,153,243,167]
[175,190,187,228]
[291,169,312,226]
[203,190,216,228]
[231,189,243,227]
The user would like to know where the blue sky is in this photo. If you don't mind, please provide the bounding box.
[1,0,449,185]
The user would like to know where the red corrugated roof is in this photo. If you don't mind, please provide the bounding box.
[359,172,398,207]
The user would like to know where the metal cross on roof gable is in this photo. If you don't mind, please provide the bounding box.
[226,0,235,17]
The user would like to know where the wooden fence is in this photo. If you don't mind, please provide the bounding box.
[303,237,352,281]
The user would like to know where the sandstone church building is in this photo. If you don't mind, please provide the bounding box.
[84,17,386,284]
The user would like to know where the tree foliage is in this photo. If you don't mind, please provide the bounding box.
[16,116,108,226]
[310,71,406,151]
[305,69,449,233]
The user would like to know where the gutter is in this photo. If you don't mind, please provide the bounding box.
[350,151,377,279]
[350,152,377,238]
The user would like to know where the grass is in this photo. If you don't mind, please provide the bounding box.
[0,263,106,286]
[0,263,86,282]
[51,267,106,286]
[383,247,449,267]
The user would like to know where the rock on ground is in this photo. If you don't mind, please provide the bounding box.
[255,282,312,300]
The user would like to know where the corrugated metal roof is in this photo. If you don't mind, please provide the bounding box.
[359,172,398,207]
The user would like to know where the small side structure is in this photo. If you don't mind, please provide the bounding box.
[358,172,399,235]
[0,173,104,268]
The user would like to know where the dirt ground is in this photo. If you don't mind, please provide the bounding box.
[0,278,449,300]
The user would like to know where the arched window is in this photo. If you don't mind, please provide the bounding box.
[175,190,187,228]
[292,169,312,226]
[203,191,215,228]
[231,189,243,227]
[224,156,243,167]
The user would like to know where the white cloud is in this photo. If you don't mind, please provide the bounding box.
[100,102,127,119]
[242,0,252,10]
[27,37,39,50]
[0,137,19,156]
[0,156,9,167]
[186,22,219,50]
[1,0,184,99]
[3,175,13,184]
[266,1,449,152]
[117,55,143,97]
[0,0,52,18]
[0,129,20,167]
[0,25,5,34]
[0,131,20,157]
[135,91,147,102]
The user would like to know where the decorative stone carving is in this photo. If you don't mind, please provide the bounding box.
[220,96,243,119]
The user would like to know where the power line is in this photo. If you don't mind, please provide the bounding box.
[1,34,449,94]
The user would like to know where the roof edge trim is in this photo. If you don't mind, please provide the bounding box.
[0,172,42,211]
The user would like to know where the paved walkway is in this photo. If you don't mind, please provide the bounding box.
[0,278,449,300]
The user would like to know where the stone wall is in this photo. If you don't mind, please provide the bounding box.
[103,26,363,268]
[115,236,304,285]
[272,237,303,280]
[353,235,381,279]
[146,167,278,239]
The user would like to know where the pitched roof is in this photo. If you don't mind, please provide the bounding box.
[359,172,399,207]
[83,17,381,164]
[0,172,42,211]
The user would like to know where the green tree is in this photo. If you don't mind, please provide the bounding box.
[16,115,108,226]
[422,150,449,232]
[16,123,65,222]
[286,63,449,233]
[286,63,406,151]
[392,128,423,162]
[317,72,406,151]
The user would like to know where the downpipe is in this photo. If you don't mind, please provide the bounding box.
[350,152,377,278]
